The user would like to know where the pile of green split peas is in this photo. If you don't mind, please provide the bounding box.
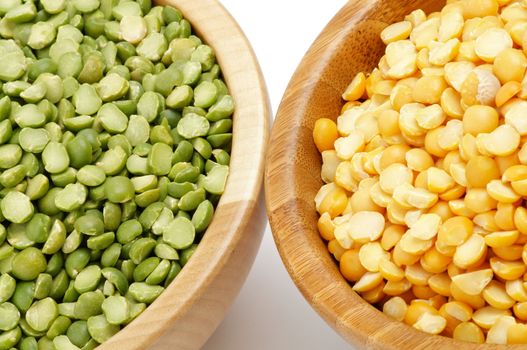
[0,0,234,348]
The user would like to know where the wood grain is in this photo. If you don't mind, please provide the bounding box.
[98,0,270,349]
[266,1,520,349]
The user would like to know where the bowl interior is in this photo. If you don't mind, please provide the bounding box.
[267,0,521,349]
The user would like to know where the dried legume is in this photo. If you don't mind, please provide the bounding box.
[0,0,233,348]
[314,0,527,344]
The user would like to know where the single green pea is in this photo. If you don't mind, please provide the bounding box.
[172,140,193,163]
[41,0,66,14]
[74,290,104,321]
[38,187,62,216]
[54,183,87,212]
[193,81,218,108]
[192,137,213,159]
[74,265,101,294]
[101,243,121,268]
[131,175,158,193]
[77,165,106,187]
[28,22,56,50]
[0,164,27,188]
[86,314,119,344]
[34,273,53,300]
[45,253,64,277]
[19,128,50,153]
[0,50,25,81]
[52,335,79,350]
[20,153,40,178]
[65,135,92,169]
[11,281,35,312]
[6,222,33,250]
[0,144,22,169]
[128,237,156,265]
[64,249,91,279]
[98,103,129,134]
[204,165,229,195]
[42,220,66,254]
[167,182,195,199]
[147,142,172,175]
[151,207,174,235]
[207,133,232,148]
[180,244,198,266]
[72,0,100,13]
[192,200,214,233]
[129,282,164,305]
[0,119,13,145]
[166,85,193,109]
[50,167,76,187]
[126,154,149,175]
[163,217,195,250]
[141,73,157,91]
[87,231,115,250]
[46,315,71,340]
[150,123,173,145]
[124,115,149,147]
[42,141,70,174]
[102,202,121,231]
[154,67,181,97]
[19,336,38,350]
[173,164,200,183]
[78,52,105,84]
[66,321,90,348]
[163,195,179,212]
[177,113,209,139]
[74,215,104,236]
[206,95,235,121]
[191,45,215,71]
[26,213,51,243]
[105,176,135,203]
[72,84,101,116]
[164,261,182,287]
[137,93,161,123]
[0,326,22,349]
[5,1,36,23]
[98,73,130,102]
[62,229,82,255]
[101,295,130,325]
[26,297,58,332]
[97,146,128,176]
[57,302,76,319]
[212,149,231,165]
[1,191,34,224]
[0,273,16,303]
[0,302,19,331]
[57,79,76,101]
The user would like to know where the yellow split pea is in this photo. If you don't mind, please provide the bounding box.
[313,0,527,344]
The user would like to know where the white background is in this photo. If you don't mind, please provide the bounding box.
[203,1,351,349]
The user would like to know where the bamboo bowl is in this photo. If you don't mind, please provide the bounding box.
[97,1,270,349]
[266,0,521,349]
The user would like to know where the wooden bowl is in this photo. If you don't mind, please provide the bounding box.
[266,1,520,349]
[99,1,270,349]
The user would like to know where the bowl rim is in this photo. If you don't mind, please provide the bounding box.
[100,0,270,349]
[266,1,522,349]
